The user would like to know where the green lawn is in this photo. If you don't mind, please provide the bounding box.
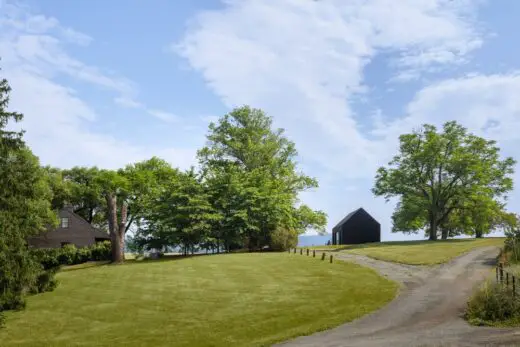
[0,253,398,347]
[339,238,505,265]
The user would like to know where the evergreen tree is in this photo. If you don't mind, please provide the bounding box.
[0,68,56,323]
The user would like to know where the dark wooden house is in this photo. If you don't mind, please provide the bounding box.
[28,205,110,248]
[332,208,380,245]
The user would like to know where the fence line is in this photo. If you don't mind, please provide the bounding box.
[288,248,333,264]
[496,263,517,297]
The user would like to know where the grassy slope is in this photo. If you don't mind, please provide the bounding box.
[0,253,397,347]
[338,238,505,265]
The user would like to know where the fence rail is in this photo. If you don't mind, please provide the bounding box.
[496,263,518,296]
[288,248,334,264]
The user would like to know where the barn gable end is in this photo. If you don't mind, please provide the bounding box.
[332,208,380,245]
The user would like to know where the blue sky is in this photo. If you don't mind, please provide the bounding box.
[1,0,519,241]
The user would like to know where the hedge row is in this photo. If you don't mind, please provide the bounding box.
[30,241,112,269]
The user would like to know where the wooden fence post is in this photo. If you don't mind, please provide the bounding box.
[294,248,296,254]
[300,248,303,255]
[499,263,504,284]
[507,272,509,286]
[321,253,325,261]
[313,250,316,258]
[330,255,333,263]
[306,249,309,256]
[496,266,499,283]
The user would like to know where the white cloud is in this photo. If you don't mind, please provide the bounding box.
[373,73,520,231]
[0,2,197,170]
[60,27,92,46]
[200,114,219,124]
[114,96,143,109]
[174,0,520,238]
[147,109,180,123]
[174,0,484,180]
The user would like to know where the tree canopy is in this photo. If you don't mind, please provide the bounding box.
[373,121,516,240]
[0,69,57,320]
[197,106,327,251]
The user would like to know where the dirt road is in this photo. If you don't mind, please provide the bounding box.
[275,247,520,347]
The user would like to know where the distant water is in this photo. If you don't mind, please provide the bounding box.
[298,234,332,247]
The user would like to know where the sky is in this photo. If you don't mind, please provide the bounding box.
[1,0,519,241]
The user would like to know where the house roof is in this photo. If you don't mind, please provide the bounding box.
[60,207,110,239]
[333,207,379,230]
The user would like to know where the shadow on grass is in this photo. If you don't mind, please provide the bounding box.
[60,261,111,272]
[121,250,285,267]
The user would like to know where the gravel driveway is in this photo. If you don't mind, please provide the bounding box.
[275,247,520,347]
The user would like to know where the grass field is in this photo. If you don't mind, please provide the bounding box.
[338,238,505,265]
[0,253,398,347]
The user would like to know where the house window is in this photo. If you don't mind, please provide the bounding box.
[61,217,69,228]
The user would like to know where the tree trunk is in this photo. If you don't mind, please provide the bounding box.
[429,216,438,241]
[105,193,126,263]
[441,228,449,240]
[475,228,483,238]
[88,207,94,224]
[118,202,127,261]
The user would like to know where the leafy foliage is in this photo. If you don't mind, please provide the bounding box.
[0,69,57,324]
[373,121,516,240]
[62,167,106,226]
[466,281,520,326]
[198,106,327,251]
[504,214,520,263]
[29,241,112,268]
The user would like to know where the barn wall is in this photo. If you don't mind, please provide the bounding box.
[339,210,380,244]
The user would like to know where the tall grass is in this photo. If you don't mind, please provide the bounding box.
[466,281,520,327]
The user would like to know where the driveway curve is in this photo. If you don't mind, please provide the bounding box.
[275,247,520,347]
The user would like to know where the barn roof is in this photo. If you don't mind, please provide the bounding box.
[333,207,378,230]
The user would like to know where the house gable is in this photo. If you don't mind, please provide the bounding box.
[28,207,109,248]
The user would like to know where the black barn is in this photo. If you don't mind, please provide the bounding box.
[332,208,380,245]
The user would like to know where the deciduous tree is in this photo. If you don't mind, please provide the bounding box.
[373,121,515,240]
[199,106,326,250]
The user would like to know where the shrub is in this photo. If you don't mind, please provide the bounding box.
[0,245,41,314]
[466,281,520,325]
[76,247,92,264]
[89,241,111,261]
[30,267,59,294]
[57,244,78,265]
[30,248,61,270]
[269,227,298,251]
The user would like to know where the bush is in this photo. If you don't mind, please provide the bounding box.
[29,248,61,270]
[57,244,78,265]
[0,245,41,314]
[29,241,112,269]
[269,227,298,251]
[89,241,111,261]
[466,281,520,326]
[76,247,92,264]
[31,268,59,294]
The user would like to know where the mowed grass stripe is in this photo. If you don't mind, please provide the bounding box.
[340,238,505,265]
[1,253,397,347]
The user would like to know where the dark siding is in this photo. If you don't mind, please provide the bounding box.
[334,208,380,245]
[28,208,110,249]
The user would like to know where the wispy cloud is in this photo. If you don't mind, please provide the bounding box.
[174,0,485,179]
[114,96,143,109]
[172,0,520,236]
[0,1,196,169]
[147,109,180,123]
